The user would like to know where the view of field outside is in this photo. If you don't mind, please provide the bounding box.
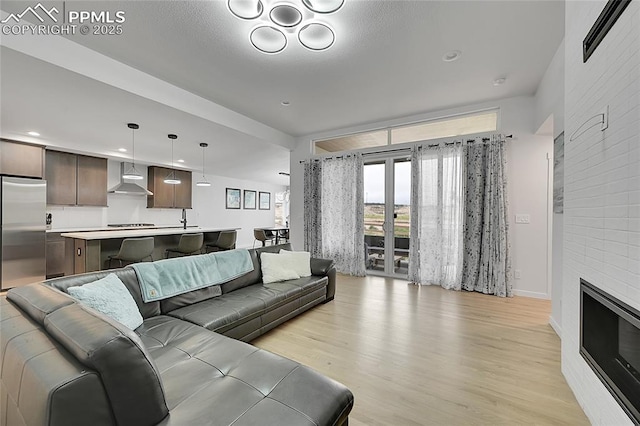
[363,162,411,238]
[364,161,411,275]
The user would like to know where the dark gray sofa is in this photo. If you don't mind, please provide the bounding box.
[0,244,353,426]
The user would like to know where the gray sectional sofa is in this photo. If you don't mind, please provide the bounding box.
[0,244,353,426]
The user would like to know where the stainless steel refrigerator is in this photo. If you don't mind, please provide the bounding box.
[1,176,46,291]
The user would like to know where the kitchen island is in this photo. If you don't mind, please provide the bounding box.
[61,227,239,274]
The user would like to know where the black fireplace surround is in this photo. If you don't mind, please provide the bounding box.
[580,279,640,424]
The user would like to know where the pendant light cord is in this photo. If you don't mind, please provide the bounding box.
[131,128,136,167]
[202,145,206,178]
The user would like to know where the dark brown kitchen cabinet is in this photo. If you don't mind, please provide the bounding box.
[46,232,73,279]
[0,139,45,178]
[147,166,192,209]
[46,151,77,205]
[76,155,107,206]
[46,150,107,206]
[173,169,192,209]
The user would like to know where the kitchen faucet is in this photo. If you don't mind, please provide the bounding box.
[180,208,187,229]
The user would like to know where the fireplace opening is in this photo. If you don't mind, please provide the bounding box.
[580,279,640,424]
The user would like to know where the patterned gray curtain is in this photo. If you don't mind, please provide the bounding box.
[303,155,365,276]
[303,161,322,258]
[321,154,365,276]
[461,136,512,297]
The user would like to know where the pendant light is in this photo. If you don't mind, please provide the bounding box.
[196,143,212,187]
[122,123,143,180]
[164,134,181,184]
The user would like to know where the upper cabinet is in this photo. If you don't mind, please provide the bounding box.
[76,155,107,206]
[147,166,192,209]
[0,139,45,178]
[46,150,107,206]
[46,151,77,205]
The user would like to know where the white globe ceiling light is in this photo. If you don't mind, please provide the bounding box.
[228,0,343,54]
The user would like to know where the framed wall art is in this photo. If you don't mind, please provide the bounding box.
[226,188,241,209]
[259,192,270,210]
[244,190,257,209]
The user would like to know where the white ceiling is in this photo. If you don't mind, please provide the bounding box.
[0,0,564,184]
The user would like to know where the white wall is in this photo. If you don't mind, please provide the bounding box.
[290,95,554,298]
[48,160,285,248]
[534,39,566,336]
[562,0,639,424]
[535,39,566,137]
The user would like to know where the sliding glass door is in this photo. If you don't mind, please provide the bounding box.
[364,157,411,278]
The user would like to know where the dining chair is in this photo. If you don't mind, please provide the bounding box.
[253,229,275,248]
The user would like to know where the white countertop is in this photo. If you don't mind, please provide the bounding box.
[48,224,201,233]
[61,227,239,240]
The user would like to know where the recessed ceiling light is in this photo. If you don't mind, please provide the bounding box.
[493,77,507,86]
[177,159,185,163]
[28,131,40,136]
[118,148,127,152]
[281,101,290,106]
[442,50,461,62]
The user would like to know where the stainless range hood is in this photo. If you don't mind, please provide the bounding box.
[108,163,153,195]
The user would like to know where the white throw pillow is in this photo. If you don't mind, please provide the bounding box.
[261,252,301,284]
[279,249,312,277]
[67,273,144,330]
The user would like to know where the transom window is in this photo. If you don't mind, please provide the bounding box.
[313,109,499,154]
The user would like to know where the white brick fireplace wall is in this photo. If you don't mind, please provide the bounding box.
[562,0,639,424]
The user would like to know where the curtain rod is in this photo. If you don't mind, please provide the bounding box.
[425,134,513,148]
[300,134,513,163]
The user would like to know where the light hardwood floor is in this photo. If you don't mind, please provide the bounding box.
[252,275,589,425]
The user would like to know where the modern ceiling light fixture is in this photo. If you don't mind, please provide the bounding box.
[229,0,344,54]
[298,22,334,51]
[302,0,343,14]
[122,123,144,180]
[196,143,212,187]
[228,0,264,19]
[251,26,287,54]
[27,131,40,136]
[163,134,181,185]
[270,4,302,27]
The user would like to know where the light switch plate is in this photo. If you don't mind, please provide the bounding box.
[515,214,531,224]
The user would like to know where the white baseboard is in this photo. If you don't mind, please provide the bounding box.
[512,289,549,299]
[549,315,562,338]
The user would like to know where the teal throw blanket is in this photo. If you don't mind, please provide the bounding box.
[131,249,254,302]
